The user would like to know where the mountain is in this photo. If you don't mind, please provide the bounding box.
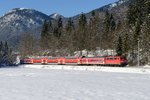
[0,0,132,48]
[50,13,64,20]
[0,8,52,47]
[70,0,131,23]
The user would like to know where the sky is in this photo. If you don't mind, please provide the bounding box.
[0,0,118,17]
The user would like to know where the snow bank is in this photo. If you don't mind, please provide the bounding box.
[22,64,150,74]
[0,68,150,100]
[144,65,150,68]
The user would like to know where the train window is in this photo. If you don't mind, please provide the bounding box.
[107,58,113,60]
[106,58,110,60]
[108,58,110,60]
[107,58,119,60]
[110,58,113,60]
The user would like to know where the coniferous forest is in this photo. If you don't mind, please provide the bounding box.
[5,0,150,66]
[0,41,15,66]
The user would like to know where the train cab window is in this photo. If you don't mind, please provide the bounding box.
[121,56,126,60]
[110,58,114,60]
[107,57,119,60]
[107,58,114,60]
[106,58,110,60]
[114,58,117,60]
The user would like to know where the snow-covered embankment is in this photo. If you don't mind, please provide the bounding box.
[22,64,150,74]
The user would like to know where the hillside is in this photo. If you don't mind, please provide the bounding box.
[0,8,52,47]
[0,0,131,48]
[70,0,131,23]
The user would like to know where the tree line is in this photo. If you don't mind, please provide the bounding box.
[0,41,15,66]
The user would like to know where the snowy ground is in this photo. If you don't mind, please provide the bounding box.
[0,66,150,100]
[23,64,150,74]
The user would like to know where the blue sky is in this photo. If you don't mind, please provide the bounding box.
[0,0,118,17]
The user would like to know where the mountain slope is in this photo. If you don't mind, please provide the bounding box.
[0,8,52,47]
[0,0,132,48]
[50,13,64,19]
[70,0,131,23]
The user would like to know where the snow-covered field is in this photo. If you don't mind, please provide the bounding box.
[0,66,150,100]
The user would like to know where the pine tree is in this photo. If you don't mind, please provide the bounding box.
[4,41,9,53]
[41,20,49,38]
[145,0,150,16]
[88,10,100,50]
[122,32,129,53]
[4,41,9,58]
[65,18,74,33]
[103,11,116,32]
[103,11,116,49]
[127,0,146,47]
[57,17,63,38]
[116,20,122,31]
[64,18,75,54]
[40,20,50,49]
[0,41,13,65]
[125,0,150,64]
[140,16,150,64]
[53,27,59,37]
[2,41,9,64]
[109,14,116,31]
[0,41,3,53]
[0,41,3,64]
[116,36,123,56]
[48,20,53,34]
[104,10,110,34]
[53,17,63,39]
[75,13,88,55]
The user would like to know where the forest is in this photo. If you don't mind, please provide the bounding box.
[4,0,149,66]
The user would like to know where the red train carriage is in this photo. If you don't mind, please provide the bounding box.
[105,56,127,66]
[30,58,48,64]
[47,57,58,64]
[65,57,81,65]
[33,58,42,64]
[21,58,34,64]
[81,57,105,65]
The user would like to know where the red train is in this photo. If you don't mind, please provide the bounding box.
[21,56,127,66]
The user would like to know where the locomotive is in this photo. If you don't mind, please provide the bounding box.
[20,56,127,67]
